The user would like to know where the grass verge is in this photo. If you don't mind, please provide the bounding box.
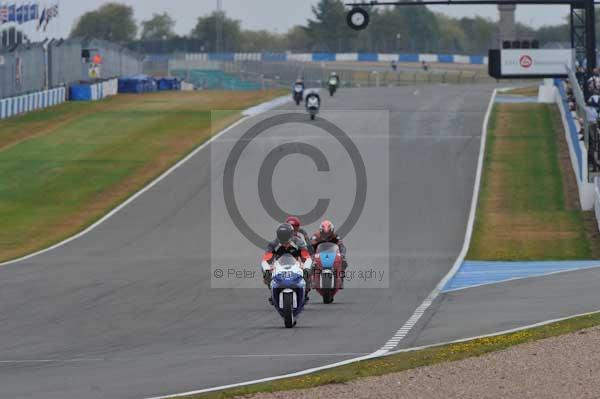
[174,311,600,399]
[505,86,539,97]
[467,102,600,260]
[0,90,284,263]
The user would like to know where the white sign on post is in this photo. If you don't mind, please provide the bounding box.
[500,49,573,76]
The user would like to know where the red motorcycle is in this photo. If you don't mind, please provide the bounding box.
[311,242,344,304]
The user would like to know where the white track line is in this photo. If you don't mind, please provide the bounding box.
[377,88,498,352]
[208,352,369,359]
[0,353,369,364]
[0,96,289,267]
[147,308,600,399]
[145,89,499,399]
[145,351,388,399]
[385,308,600,356]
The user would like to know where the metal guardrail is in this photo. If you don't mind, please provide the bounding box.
[218,60,495,90]
[567,66,590,147]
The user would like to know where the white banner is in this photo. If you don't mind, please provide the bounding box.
[501,49,573,76]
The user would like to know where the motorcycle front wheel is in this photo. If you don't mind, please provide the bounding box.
[283,292,295,328]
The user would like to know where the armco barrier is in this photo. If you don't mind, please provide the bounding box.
[399,53,419,62]
[0,87,66,120]
[183,52,487,65]
[469,55,485,65]
[453,55,470,64]
[555,78,595,210]
[70,79,118,101]
[208,53,235,61]
[335,53,358,61]
[595,178,600,232]
[312,53,336,62]
[261,53,287,62]
[358,53,378,62]
[437,54,455,63]
[102,79,118,97]
[378,54,398,62]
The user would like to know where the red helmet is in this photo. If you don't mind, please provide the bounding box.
[286,216,301,231]
[319,220,334,239]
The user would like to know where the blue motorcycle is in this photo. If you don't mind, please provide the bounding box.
[269,254,307,328]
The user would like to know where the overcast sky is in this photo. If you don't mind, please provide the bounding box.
[49,0,570,38]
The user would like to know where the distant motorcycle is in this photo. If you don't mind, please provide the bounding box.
[328,77,338,97]
[268,254,307,328]
[305,92,321,121]
[293,83,304,105]
[311,242,344,304]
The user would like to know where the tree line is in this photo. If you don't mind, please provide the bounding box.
[70,1,574,55]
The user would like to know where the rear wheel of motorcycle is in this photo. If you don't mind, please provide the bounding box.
[310,113,315,121]
[283,292,295,328]
[321,271,334,303]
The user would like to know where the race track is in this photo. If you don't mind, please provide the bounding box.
[0,85,495,399]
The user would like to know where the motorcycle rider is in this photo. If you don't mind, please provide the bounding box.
[286,216,311,252]
[292,78,305,105]
[305,89,321,121]
[294,77,305,90]
[311,220,348,275]
[261,223,313,303]
[305,89,321,104]
[329,72,340,86]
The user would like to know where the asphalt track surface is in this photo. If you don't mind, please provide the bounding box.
[0,85,495,399]
[411,266,600,348]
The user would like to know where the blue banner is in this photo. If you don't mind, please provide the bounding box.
[0,3,41,25]
[8,4,15,22]
[16,5,25,24]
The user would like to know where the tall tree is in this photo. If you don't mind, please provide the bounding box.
[458,17,495,53]
[70,3,137,43]
[367,7,410,52]
[436,14,467,53]
[306,0,356,52]
[141,12,176,41]
[402,7,440,52]
[285,26,311,52]
[191,11,241,52]
[241,30,286,52]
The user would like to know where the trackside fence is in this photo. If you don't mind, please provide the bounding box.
[0,39,143,100]
[169,59,494,90]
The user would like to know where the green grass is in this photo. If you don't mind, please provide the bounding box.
[467,103,594,260]
[504,86,539,97]
[0,90,284,262]
[175,311,600,399]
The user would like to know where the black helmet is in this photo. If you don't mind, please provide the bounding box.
[276,223,294,245]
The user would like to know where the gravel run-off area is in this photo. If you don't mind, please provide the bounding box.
[243,326,600,399]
